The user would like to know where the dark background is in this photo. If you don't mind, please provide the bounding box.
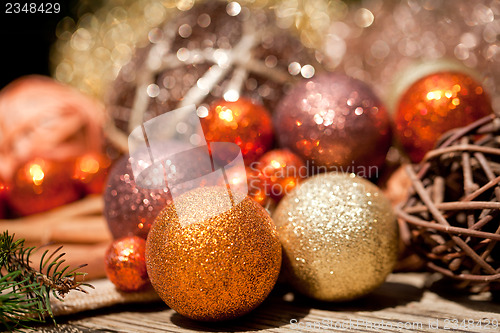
[0,1,96,89]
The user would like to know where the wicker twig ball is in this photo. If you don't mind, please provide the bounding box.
[396,114,500,293]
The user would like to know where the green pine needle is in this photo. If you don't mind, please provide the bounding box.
[0,231,93,331]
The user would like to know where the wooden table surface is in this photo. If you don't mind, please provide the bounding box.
[31,273,500,332]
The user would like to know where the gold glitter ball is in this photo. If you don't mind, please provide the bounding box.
[146,186,282,321]
[272,173,399,301]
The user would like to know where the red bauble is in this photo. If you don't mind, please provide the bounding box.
[254,149,306,201]
[395,72,493,162]
[0,179,8,219]
[73,153,111,195]
[246,167,275,209]
[200,98,274,165]
[105,236,150,292]
[274,74,391,174]
[7,159,80,216]
[104,156,172,240]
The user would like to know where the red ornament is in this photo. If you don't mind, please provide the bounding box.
[200,98,274,165]
[254,149,306,201]
[105,236,150,292]
[73,153,111,195]
[7,159,80,216]
[104,156,172,240]
[246,167,275,209]
[0,179,8,219]
[274,74,392,174]
[395,72,493,162]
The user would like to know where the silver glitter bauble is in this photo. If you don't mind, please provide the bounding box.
[272,172,399,301]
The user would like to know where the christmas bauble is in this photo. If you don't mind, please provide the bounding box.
[104,155,172,240]
[274,73,391,174]
[105,236,150,292]
[0,179,8,219]
[273,173,399,301]
[395,72,492,162]
[200,98,274,164]
[0,75,105,182]
[246,167,276,211]
[105,1,320,150]
[146,186,281,321]
[254,149,306,201]
[73,153,111,195]
[7,159,80,216]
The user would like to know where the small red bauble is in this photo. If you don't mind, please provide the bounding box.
[7,159,80,216]
[200,98,274,165]
[104,155,172,240]
[246,167,275,209]
[105,236,150,292]
[254,149,306,201]
[274,74,391,174]
[395,72,493,162]
[73,153,111,195]
[0,179,8,219]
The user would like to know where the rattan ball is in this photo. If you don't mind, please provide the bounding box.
[396,114,500,293]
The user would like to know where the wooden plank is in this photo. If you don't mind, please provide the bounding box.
[30,273,500,332]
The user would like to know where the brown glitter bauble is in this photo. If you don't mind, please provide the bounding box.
[397,115,500,293]
[7,159,80,216]
[274,73,392,174]
[395,72,492,162]
[105,236,150,292]
[273,173,399,301]
[146,186,281,321]
[104,155,172,240]
[106,1,320,148]
[200,98,274,164]
[253,149,306,201]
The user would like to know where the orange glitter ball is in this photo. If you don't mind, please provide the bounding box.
[255,149,306,201]
[146,186,282,321]
[8,159,79,216]
[105,236,150,292]
[395,72,492,162]
[200,98,274,165]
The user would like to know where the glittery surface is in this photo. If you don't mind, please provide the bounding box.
[7,159,79,216]
[201,98,274,164]
[55,1,500,115]
[395,71,493,162]
[104,155,172,239]
[105,236,150,292]
[106,1,320,137]
[146,186,281,321]
[273,173,399,301]
[274,73,391,171]
[254,149,306,201]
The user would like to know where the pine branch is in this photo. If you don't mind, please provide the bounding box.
[0,231,93,330]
